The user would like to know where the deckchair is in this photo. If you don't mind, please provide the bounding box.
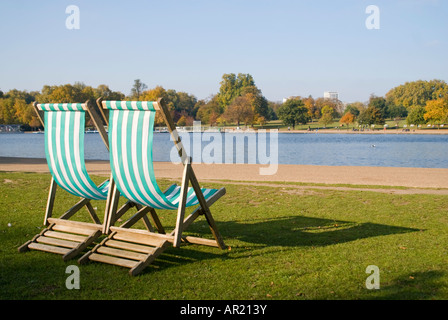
[18,100,134,261]
[79,99,226,276]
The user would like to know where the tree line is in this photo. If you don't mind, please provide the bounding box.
[279,79,448,130]
[1,76,447,130]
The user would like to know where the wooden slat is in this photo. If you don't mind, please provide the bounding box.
[51,224,97,236]
[112,232,166,247]
[28,242,70,255]
[183,236,220,248]
[105,239,156,254]
[88,253,138,269]
[36,236,79,248]
[47,218,102,231]
[129,240,170,276]
[96,246,148,261]
[43,230,87,242]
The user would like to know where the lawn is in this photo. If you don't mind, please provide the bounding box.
[1,171,447,300]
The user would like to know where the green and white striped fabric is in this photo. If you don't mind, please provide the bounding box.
[38,103,109,200]
[105,101,217,210]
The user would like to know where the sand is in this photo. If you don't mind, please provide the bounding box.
[1,156,447,190]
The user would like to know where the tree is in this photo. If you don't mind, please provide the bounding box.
[95,84,125,100]
[196,95,222,125]
[320,105,334,127]
[387,104,408,119]
[406,106,426,126]
[340,112,355,129]
[358,106,385,126]
[277,98,311,129]
[344,104,360,117]
[424,97,448,127]
[368,94,388,118]
[386,79,448,109]
[222,95,254,127]
[314,97,339,119]
[14,99,34,125]
[217,73,255,109]
[130,79,148,99]
[0,97,17,124]
[241,85,269,120]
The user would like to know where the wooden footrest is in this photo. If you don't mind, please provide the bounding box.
[79,228,170,276]
[28,242,71,255]
[19,219,102,261]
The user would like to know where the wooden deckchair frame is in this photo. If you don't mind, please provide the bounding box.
[18,100,141,260]
[78,98,226,276]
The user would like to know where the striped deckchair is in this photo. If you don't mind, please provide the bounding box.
[18,100,127,261]
[79,98,226,276]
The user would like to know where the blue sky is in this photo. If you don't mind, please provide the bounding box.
[0,0,447,103]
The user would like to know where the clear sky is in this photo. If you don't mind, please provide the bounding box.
[0,0,447,103]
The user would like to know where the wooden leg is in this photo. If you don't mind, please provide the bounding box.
[188,168,226,249]
[44,178,58,226]
[173,163,190,248]
[104,186,121,234]
[85,202,101,224]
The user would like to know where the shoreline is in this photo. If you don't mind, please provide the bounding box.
[15,128,448,135]
[1,156,447,189]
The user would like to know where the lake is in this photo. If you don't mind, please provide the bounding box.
[0,132,447,168]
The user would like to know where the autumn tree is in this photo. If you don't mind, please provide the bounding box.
[223,95,254,127]
[340,112,355,129]
[196,95,222,125]
[314,97,339,119]
[302,95,317,119]
[241,85,270,120]
[320,105,335,127]
[424,97,448,127]
[386,79,448,110]
[217,73,255,109]
[277,98,311,130]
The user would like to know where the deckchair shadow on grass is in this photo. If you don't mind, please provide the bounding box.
[212,216,420,248]
[18,101,136,261]
[78,98,227,276]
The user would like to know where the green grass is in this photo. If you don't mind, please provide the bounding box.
[1,171,448,300]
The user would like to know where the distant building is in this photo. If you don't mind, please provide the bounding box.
[324,91,339,100]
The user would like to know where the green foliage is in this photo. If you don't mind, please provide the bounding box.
[406,106,426,125]
[217,73,255,109]
[387,104,408,119]
[277,98,311,129]
[358,105,385,126]
[368,94,388,118]
[344,104,361,116]
[386,79,448,109]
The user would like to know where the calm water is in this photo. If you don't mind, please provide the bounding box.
[1,132,447,168]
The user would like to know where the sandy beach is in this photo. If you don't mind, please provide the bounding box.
[1,156,447,190]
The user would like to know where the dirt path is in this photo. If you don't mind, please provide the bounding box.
[2,157,447,195]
